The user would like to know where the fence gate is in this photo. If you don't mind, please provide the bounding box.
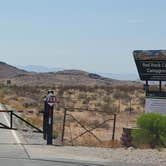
[53,107,117,147]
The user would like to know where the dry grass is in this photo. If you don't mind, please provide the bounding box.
[56,110,142,147]
[0,85,144,147]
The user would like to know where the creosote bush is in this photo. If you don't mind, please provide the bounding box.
[132,113,166,148]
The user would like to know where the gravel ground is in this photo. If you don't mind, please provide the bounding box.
[24,145,166,166]
[12,116,166,166]
[61,147,166,166]
[38,147,166,166]
[6,120,166,166]
[93,147,166,166]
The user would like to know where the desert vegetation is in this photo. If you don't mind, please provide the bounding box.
[0,84,145,147]
[132,113,166,148]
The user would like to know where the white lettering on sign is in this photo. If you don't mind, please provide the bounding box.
[147,69,166,74]
[150,63,161,67]
[142,63,150,67]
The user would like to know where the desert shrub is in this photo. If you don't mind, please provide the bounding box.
[100,122,110,129]
[112,91,121,99]
[0,87,13,95]
[124,107,134,113]
[85,115,109,130]
[82,100,89,105]
[139,96,145,106]
[23,101,38,108]
[101,102,118,114]
[132,113,166,148]
[89,119,100,128]
[132,128,155,148]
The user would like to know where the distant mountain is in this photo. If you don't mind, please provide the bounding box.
[99,73,139,81]
[17,65,63,73]
[0,62,140,87]
[0,62,111,86]
[0,62,28,78]
[17,65,139,81]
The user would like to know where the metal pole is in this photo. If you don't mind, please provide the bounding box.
[61,108,67,142]
[112,114,116,141]
[43,101,47,140]
[159,81,162,92]
[129,98,132,114]
[145,80,149,96]
[118,99,121,113]
[47,106,53,145]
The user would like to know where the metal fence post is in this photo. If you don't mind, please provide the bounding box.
[10,111,13,129]
[112,114,116,141]
[61,108,67,142]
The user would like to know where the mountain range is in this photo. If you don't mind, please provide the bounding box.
[17,65,63,73]
[0,62,139,87]
[17,65,138,81]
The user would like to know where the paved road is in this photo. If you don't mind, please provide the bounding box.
[0,104,155,166]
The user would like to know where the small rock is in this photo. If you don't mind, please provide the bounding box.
[128,146,134,152]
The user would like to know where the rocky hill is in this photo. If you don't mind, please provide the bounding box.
[0,62,28,78]
[0,62,139,87]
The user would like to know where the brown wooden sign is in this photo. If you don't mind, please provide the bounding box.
[133,50,166,81]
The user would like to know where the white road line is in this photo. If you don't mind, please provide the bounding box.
[2,112,21,144]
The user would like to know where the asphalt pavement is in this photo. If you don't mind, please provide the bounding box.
[0,104,156,166]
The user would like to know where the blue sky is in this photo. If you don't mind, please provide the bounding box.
[0,0,166,74]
